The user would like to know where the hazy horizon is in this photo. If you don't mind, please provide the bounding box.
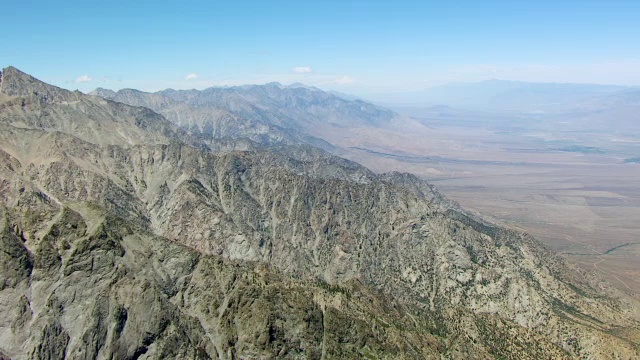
[3,1,640,95]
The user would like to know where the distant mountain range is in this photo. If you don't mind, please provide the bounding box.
[1,66,639,358]
[90,82,401,152]
[365,79,640,113]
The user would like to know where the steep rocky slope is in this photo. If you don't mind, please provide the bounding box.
[1,67,640,359]
[89,82,401,150]
[0,67,204,150]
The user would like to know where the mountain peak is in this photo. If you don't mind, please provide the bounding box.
[0,66,79,103]
[89,87,117,98]
[287,82,323,92]
[264,81,284,88]
[287,82,311,89]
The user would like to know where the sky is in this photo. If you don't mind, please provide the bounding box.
[2,0,640,95]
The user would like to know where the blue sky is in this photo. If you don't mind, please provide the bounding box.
[3,1,640,94]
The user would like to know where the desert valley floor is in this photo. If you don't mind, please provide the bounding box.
[335,118,640,294]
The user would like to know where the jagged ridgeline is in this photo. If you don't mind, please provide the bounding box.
[89,81,398,152]
[0,66,638,359]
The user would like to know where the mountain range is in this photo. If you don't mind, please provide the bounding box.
[90,82,402,153]
[365,79,640,113]
[1,66,639,359]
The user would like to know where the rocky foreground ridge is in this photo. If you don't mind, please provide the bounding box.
[0,66,639,359]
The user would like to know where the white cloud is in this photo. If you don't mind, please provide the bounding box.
[185,73,199,80]
[333,76,354,84]
[75,75,93,83]
[293,66,312,74]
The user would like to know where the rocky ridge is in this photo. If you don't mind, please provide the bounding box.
[89,82,401,151]
[0,67,639,359]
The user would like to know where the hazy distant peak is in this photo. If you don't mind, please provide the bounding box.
[264,81,284,88]
[287,82,319,90]
[326,90,363,102]
[89,87,117,98]
[157,88,200,96]
[370,78,636,111]
[156,88,177,94]
[119,88,147,94]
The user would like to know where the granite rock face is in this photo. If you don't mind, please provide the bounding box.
[1,67,639,359]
